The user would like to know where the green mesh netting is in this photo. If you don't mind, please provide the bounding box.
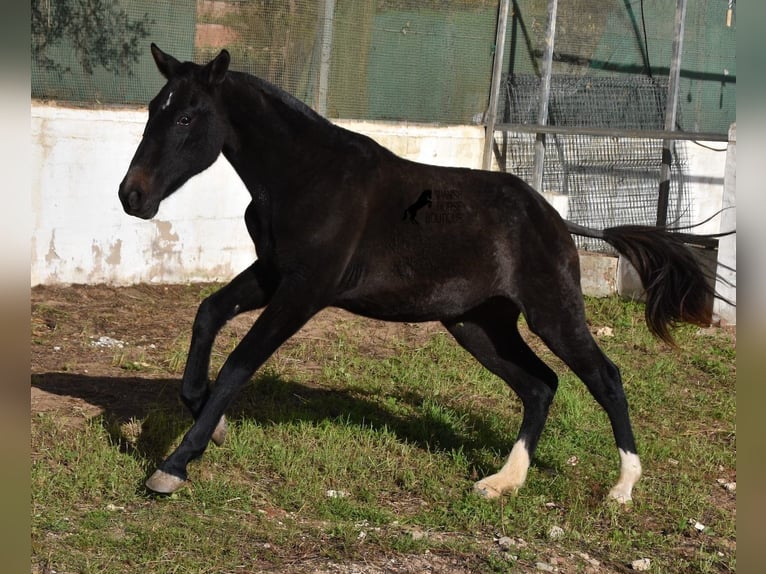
[32,0,734,133]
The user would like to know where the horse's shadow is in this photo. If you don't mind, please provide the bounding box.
[31,371,523,488]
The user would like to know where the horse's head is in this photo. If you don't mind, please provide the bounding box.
[119,44,230,219]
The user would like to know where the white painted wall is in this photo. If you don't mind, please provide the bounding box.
[32,105,254,285]
[713,124,736,325]
[31,103,732,296]
[682,139,728,235]
[30,104,484,286]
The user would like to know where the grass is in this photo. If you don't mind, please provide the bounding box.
[31,295,736,573]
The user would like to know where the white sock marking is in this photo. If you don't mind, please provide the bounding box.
[474,439,530,497]
[498,439,531,488]
[609,449,642,503]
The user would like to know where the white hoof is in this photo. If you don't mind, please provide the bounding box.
[145,470,186,494]
[608,449,641,504]
[211,415,227,447]
[608,485,633,504]
[473,480,503,499]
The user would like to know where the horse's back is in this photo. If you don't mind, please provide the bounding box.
[332,152,580,321]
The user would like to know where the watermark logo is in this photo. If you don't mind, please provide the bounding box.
[402,190,432,224]
[403,189,465,225]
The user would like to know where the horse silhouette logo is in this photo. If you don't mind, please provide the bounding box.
[402,190,433,224]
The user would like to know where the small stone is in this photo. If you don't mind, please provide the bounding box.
[497,536,513,551]
[577,552,600,567]
[548,525,565,540]
[596,326,614,337]
[535,562,556,572]
[91,335,126,349]
[410,529,426,541]
[566,455,579,466]
[717,478,736,492]
[325,489,350,499]
[688,519,705,532]
[631,558,651,571]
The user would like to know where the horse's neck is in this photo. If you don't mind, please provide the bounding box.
[222,76,336,190]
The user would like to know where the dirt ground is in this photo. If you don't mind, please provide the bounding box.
[31,283,446,425]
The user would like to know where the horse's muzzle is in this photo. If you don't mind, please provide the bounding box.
[118,169,159,219]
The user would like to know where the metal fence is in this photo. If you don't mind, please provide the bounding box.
[486,0,733,250]
[495,73,692,250]
[31,0,735,252]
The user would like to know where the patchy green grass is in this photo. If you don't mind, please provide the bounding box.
[31,291,735,573]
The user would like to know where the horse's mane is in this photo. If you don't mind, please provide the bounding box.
[226,70,386,154]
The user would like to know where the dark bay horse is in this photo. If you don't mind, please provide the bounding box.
[119,45,720,502]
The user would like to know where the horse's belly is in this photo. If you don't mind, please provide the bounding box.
[333,273,498,323]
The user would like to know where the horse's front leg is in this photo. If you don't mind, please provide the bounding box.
[146,282,322,494]
[180,261,276,445]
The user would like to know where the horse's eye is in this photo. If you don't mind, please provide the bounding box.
[177,115,192,126]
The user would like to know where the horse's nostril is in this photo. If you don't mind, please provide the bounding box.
[127,189,143,211]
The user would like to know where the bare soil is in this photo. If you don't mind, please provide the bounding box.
[31,283,445,424]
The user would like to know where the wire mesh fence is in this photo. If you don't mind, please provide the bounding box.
[501,130,690,251]
[490,0,733,250]
[497,73,691,251]
[31,0,734,252]
[32,1,734,130]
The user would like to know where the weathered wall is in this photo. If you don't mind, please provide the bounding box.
[713,124,736,325]
[31,104,253,285]
[30,104,484,286]
[31,104,732,310]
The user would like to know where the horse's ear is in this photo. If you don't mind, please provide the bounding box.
[205,49,230,86]
[151,43,181,79]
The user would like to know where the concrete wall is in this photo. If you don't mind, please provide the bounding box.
[713,124,736,325]
[30,104,486,286]
[32,104,253,285]
[31,104,733,308]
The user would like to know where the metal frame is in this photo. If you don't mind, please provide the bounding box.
[481,0,727,225]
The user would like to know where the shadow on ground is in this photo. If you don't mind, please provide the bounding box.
[32,371,521,488]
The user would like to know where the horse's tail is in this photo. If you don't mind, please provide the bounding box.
[566,221,734,343]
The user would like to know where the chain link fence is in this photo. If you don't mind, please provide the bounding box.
[491,0,734,249]
[32,0,735,251]
[33,1,734,128]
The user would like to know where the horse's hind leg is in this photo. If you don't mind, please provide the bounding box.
[523,296,641,503]
[181,261,276,445]
[443,299,559,498]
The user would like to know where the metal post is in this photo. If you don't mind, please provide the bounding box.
[317,0,336,116]
[531,0,557,193]
[656,0,686,226]
[482,0,511,171]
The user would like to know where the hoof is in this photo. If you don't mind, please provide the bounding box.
[211,415,227,447]
[608,486,633,505]
[473,480,502,499]
[145,469,187,494]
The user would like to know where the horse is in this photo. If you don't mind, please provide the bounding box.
[119,44,722,502]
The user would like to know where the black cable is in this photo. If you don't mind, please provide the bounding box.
[639,0,653,79]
